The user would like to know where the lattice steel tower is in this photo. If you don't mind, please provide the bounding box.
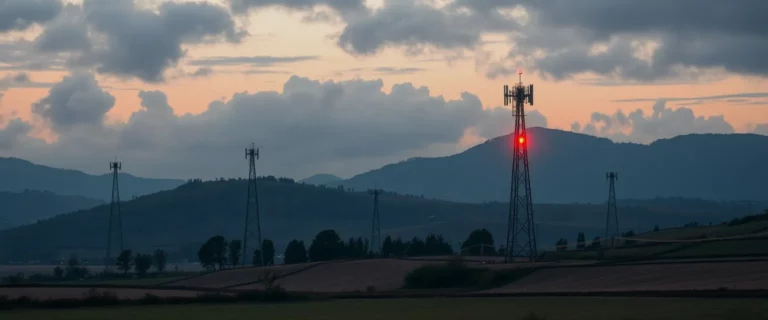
[504,72,537,263]
[242,144,263,266]
[605,172,619,248]
[370,189,382,256]
[105,159,124,271]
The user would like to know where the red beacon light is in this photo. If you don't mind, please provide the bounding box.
[518,136,526,145]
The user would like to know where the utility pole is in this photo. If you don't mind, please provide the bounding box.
[605,172,619,248]
[105,159,123,272]
[370,189,382,257]
[503,72,537,263]
[242,144,263,266]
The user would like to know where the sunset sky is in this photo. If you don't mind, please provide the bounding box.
[1,0,766,180]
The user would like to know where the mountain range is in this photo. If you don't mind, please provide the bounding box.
[0,178,748,262]
[0,157,185,201]
[339,128,768,203]
[0,190,103,230]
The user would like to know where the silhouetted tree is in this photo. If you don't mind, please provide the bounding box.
[588,236,602,249]
[555,238,568,252]
[284,240,308,264]
[461,229,496,256]
[153,249,167,273]
[576,232,586,250]
[198,235,227,270]
[134,253,153,276]
[53,266,64,279]
[262,239,275,266]
[116,249,133,275]
[229,240,242,267]
[381,235,394,257]
[309,229,344,261]
[654,225,660,232]
[622,230,637,245]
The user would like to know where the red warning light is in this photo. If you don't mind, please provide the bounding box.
[518,136,525,145]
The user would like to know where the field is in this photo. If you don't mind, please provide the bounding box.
[485,260,768,293]
[4,297,768,320]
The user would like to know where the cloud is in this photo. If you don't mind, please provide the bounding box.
[4,74,543,179]
[571,99,735,143]
[0,40,67,71]
[0,72,55,97]
[752,124,768,135]
[294,0,768,82]
[614,92,768,103]
[187,55,318,67]
[0,0,63,32]
[29,0,246,82]
[0,118,31,149]
[229,0,367,15]
[341,66,427,75]
[31,72,115,132]
[336,1,512,56]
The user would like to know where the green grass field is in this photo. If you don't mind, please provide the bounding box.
[4,297,768,320]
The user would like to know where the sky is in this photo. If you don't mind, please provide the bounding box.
[0,0,767,181]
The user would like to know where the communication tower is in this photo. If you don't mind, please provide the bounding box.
[242,144,264,266]
[605,172,619,248]
[370,189,382,256]
[503,72,537,262]
[105,159,124,271]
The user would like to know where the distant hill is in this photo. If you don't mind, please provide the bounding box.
[0,157,185,201]
[0,178,748,262]
[0,190,104,230]
[300,174,343,186]
[340,128,768,203]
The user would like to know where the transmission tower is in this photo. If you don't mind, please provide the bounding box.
[242,143,263,266]
[105,159,124,272]
[370,189,382,257]
[503,72,537,263]
[605,172,619,248]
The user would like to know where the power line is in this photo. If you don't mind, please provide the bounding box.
[242,143,263,266]
[504,72,537,263]
[105,158,123,272]
[606,172,619,248]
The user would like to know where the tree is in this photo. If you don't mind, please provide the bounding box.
[588,236,602,249]
[555,238,568,252]
[252,249,262,266]
[262,239,275,266]
[653,225,660,232]
[576,232,586,250]
[461,229,496,256]
[116,249,134,275]
[153,249,167,273]
[229,240,242,267]
[308,229,344,261]
[284,240,308,264]
[198,235,228,270]
[134,253,153,276]
[53,266,64,279]
[381,235,394,257]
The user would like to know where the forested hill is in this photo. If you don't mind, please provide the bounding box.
[0,157,185,200]
[0,190,104,230]
[0,178,748,262]
[339,128,768,203]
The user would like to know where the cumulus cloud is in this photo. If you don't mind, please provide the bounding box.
[265,0,766,82]
[31,72,115,132]
[4,74,539,179]
[571,100,735,143]
[28,0,246,82]
[0,118,30,149]
[229,0,367,15]
[0,0,63,32]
